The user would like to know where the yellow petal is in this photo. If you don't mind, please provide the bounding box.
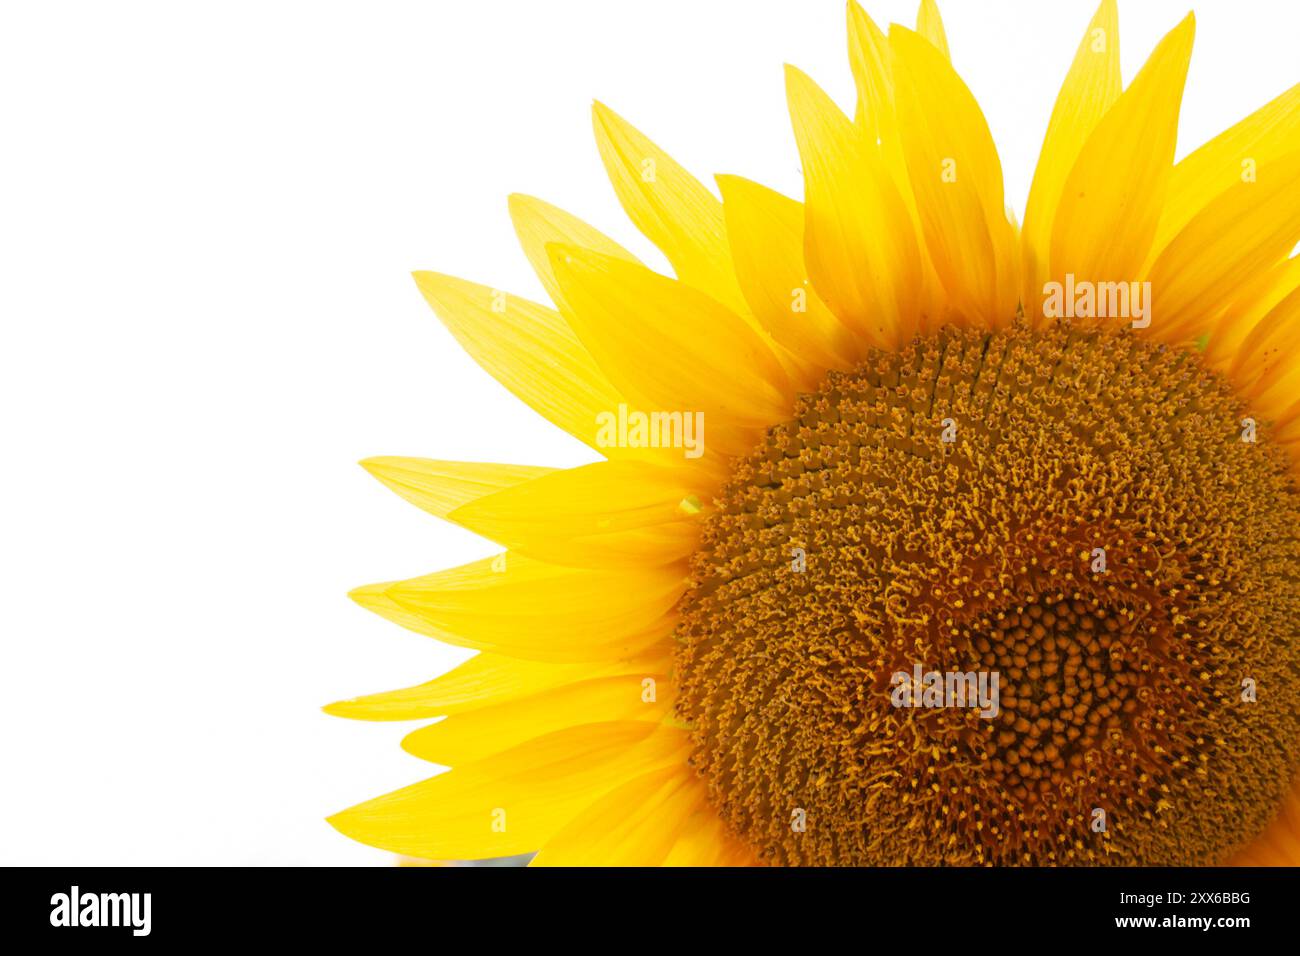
[449,459,702,569]
[547,243,791,453]
[915,0,951,61]
[1022,0,1121,315]
[530,763,698,866]
[891,26,1017,325]
[348,581,449,645]
[402,674,668,765]
[1273,394,1300,452]
[328,721,684,860]
[1229,283,1300,415]
[412,272,627,456]
[325,656,585,722]
[358,457,552,521]
[591,101,748,316]
[323,647,669,721]
[846,1,896,148]
[1049,15,1194,290]
[1146,149,1300,340]
[1204,255,1300,370]
[364,552,684,662]
[507,193,642,315]
[847,2,947,333]
[786,64,919,345]
[716,174,861,373]
[663,801,759,866]
[1156,83,1300,252]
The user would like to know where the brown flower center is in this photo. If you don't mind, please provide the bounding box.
[674,321,1300,865]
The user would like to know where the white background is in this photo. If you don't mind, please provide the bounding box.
[1,0,1296,865]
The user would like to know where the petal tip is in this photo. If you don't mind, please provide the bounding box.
[348,583,389,608]
[591,99,615,126]
[321,700,351,718]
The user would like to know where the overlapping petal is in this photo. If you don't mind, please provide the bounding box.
[891,25,1018,325]
[352,552,684,662]
[787,63,920,345]
[328,722,686,860]
[547,243,792,455]
[1049,15,1195,296]
[412,272,627,455]
[1022,0,1121,317]
[402,674,669,766]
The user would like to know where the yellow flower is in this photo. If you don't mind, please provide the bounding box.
[328,0,1300,866]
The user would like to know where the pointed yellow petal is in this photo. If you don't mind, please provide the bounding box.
[1230,283,1300,414]
[1049,15,1194,288]
[530,764,698,866]
[1146,149,1300,339]
[325,655,591,721]
[547,243,791,452]
[362,552,684,662]
[328,721,684,860]
[786,64,920,345]
[507,193,642,314]
[412,272,628,456]
[916,0,951,60]
[591,102,748,316]
[846,1,896,147]
[358,457,553,521]
[847,2,947,333]
[348,581,446,645]
[323,641,670,721]
[891,26,1017,325]
[449,459,701,570]
[1204,256,1300,369]
[1157,83,1300,251]
[1022,0,1121,313]
[402,674,668,766]
[587,104,814,388]
[716,174,860,373]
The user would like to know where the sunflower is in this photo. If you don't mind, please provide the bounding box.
[328,0,1300,866]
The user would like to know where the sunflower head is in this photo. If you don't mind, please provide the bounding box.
[330,0,1300,867]
[676,320,1300,865]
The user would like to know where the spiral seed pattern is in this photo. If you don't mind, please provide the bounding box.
[675,322,1300,866]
